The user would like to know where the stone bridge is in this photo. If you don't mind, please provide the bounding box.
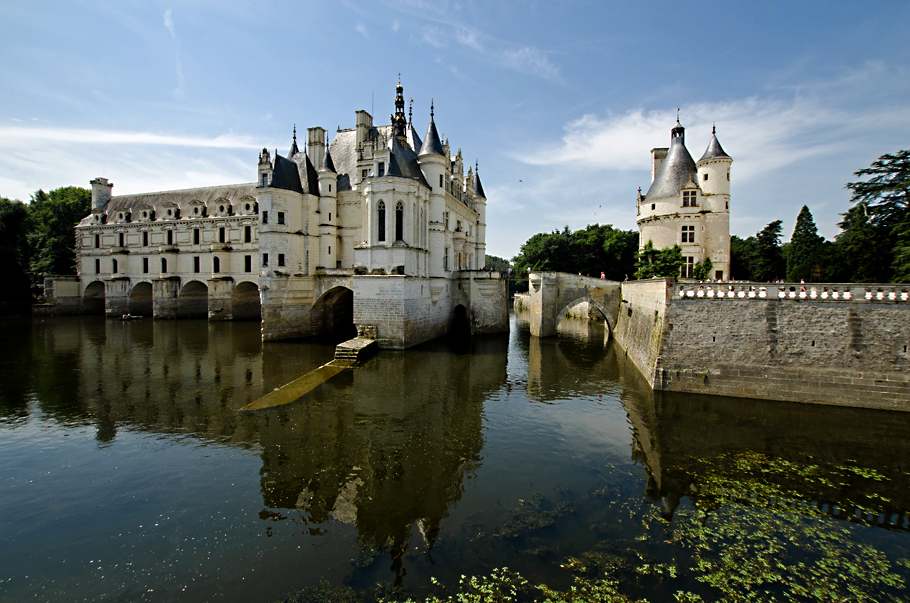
[524,272,622,338]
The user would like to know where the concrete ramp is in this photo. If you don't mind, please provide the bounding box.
[239,338,378,412]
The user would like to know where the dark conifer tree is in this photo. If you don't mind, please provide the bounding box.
[785,206,824,282]
[751,221,785,282]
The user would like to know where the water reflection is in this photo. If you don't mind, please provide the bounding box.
[625,380,910,530]
[257,336,508,581]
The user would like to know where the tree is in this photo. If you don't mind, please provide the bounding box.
[785,206,825,282]
[693,257,713,280]
[633,240,683,279]
[892,217,910,282]
[730,235,756,281]
[751,221,786,281]
[834,203,893,283]
[0,198,33,313]
[845,149,910,230]
[485,254,510,271]
[511,224,638,279]
[27,186,91,282]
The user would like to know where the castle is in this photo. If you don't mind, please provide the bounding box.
[637,120,732,280]
[69,81,508,348]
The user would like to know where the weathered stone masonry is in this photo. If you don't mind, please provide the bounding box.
[615,280,910,412]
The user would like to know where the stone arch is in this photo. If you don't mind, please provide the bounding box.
[177,280,209,318]
[451,304,470,336]
[82,280,106,314]
[555,296,614,339]
[128,282,153,316]
[232,280,261,321]
[311,285,355,341]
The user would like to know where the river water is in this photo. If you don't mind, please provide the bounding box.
[1,313,908,602]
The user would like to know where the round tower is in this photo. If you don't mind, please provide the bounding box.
[696,125,732,198]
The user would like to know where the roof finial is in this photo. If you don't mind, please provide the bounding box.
[409,99,413,124]
[712,121,716,135]
[475,159,479,173]
[430,99,434,119]
[293,124,297,142]
[676,108,680,126]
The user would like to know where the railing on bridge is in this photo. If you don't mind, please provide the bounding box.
[673,282,910,302]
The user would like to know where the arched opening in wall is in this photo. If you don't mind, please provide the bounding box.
[395,201,404,241]
[177,281,209,319]
[128,282,153,316]
[232,281,261,321]
[556,299,611,346]
[82,281,106,314]
[311,286,355,342]
[449,303,471,344]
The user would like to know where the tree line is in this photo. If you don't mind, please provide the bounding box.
[509,149,910,283]
[1,187,91,314]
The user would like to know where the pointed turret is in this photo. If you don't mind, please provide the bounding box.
[699,124,730,161]
[321,133,337,173]
[473,160,486,199]
[288,125,300,157]
[418,100,444,157]
[644,119,697,201]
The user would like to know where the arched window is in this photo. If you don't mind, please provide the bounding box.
[213,257,220,273]
[161,258,167,273]
[395,201,403,241]
[377,200,386,242]
[112,259,118,273]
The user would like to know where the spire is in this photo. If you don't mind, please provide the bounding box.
[473,160,486,198]
[288,124,299,157]
[322,132,336,173]
[391,76,407,143]
[418,99,444,157]
[698,123,730,161]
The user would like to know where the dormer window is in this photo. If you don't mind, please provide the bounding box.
[378,162,385,177]
[683,191,697,207]
[261,174,269,187]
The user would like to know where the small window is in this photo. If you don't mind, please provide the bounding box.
[261,174,269,187]
[94,234,100,248]
[95,259,100,274]
[681,257,694,278]
[167,230,173,245]
[703,173,709,181]
[161,258,168,273]
[262,253,269,267]
[219,227,225,243]
[142,231,148,247]
[244,255,252,272]
[362,169,369,179]
[727,171,730,181]
[328,213,332,222]
[329,184,332,192]
[219,205,225,213]
[378,162,385,177]
[194,229,200,245]
[262,211,268,224]
[439,174,443,188]
[193,256,200,273]
[213,257,220,273]
[277,212,285,225]
[142,257,148,274]
[245,226,251,243]
[378,200,386,242]
[726,201,729,210]
[328,246,331,255]
[651,204,655,210]
[715,270,723,280]
[278,254,285,267]
[681,225,695,243]
[683,191,697,207]
[118,232,124,247]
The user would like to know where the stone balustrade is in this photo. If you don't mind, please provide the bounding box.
[673,282,910,302]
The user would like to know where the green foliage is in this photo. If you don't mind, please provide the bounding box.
[511,224,638,280]
[891,216,910,282]
[27,186,91,279]
[484,255,511,271]
[633,241,683,280]
[785,206,825,282]
[692,257,713,281]
[729,235,755,281]
[0,197,33,313]
[834,203,894,283]
[845,149,910,230]
[751,220,786,282]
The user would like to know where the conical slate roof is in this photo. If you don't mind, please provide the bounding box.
[406,122,423,153]
[644,123,697,201]
[290,151,320,194]
[474,165,486,199]
[699,126,730,161]
[388,135,430,188]
[322,141,337,173]
[418,105,444,157]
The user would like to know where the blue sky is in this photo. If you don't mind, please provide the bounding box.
[2,0,909,259]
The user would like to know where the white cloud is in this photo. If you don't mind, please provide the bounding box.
[164,8,176,39]
[0,126,263,149]
[391,18,400,31]
[172,52,185,99]
[355,22,368,37]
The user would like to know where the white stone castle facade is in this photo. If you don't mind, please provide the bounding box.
[69,82,507,348]
[637,120,732,280]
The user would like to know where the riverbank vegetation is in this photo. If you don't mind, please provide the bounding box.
[0,187,90,315]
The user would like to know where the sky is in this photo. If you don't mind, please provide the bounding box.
[2,0,909,260]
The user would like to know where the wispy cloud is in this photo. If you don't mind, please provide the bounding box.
[164,8,185,99]
[0,126,263,149]
[355,22,368,38]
